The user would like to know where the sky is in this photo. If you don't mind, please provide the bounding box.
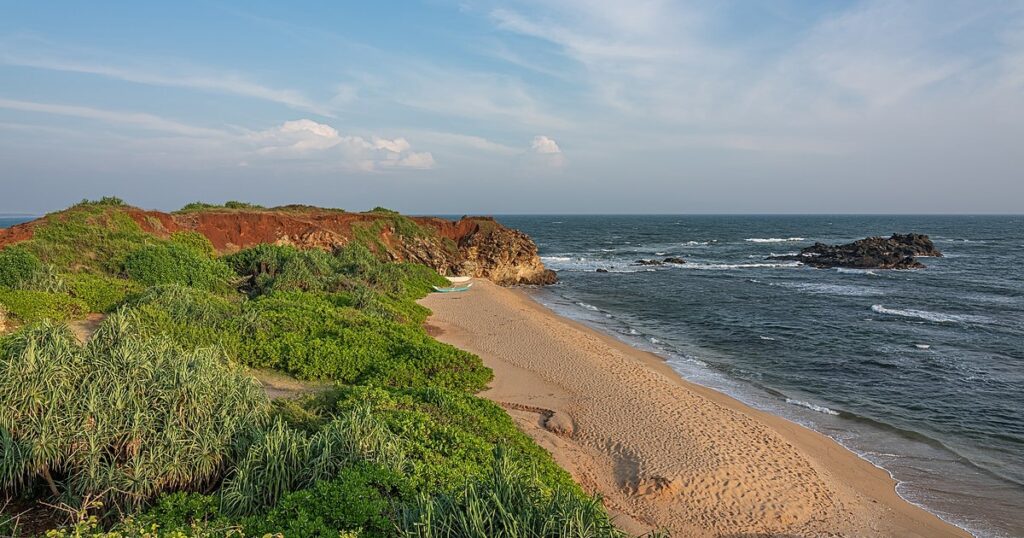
[1,1,1023,215]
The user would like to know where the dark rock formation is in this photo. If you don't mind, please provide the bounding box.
[634,259,663,266]
[662,257,687,265]
[595,268,609,273]
[770,233,942,269]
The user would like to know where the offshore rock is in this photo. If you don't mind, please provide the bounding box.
[770,233,942,269]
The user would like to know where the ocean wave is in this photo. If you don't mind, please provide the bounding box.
[871,304,990,324]
[836,267,879,276]
[682,240,716,246]
[783,282,884,297]
[745,237,806,243]
[575,301,600,312]
[785,398,840,416]
[759,336,776,341]
[541,256,572,261]
[680,262,803,270]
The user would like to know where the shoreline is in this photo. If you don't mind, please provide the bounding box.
[421,279,970,537]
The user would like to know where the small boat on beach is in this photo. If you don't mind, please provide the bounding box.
[432,283,473,293]
[445,276,472,284]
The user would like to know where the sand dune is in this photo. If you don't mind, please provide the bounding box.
[421,280,969,537]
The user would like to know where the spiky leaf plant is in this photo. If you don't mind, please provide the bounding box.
[221,405,405,516]
[401,447,627,538]
[0,311,270,513]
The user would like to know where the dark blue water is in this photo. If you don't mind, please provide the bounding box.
[0,217,33,229]
[496,215,1023,538]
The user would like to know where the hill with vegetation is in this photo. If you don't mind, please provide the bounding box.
[0,198,640,537]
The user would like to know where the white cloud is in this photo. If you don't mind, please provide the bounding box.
[530,135,561,154]
[247,120,435,170]
[0,97,226,138]
[0,98,434,172]
[0,38,332,116]
[527,135,565,167]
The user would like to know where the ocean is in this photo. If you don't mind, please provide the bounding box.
[496,215,1023,538]
[3,213,1021,535]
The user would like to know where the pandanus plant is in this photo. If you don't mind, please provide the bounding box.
[0,310,271,513]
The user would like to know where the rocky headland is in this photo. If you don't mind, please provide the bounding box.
[771,233,942,269]
[0,205,556,286]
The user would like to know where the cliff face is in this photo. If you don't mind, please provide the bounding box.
[0,206,556,286]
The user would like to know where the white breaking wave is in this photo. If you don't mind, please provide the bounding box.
[836,268,879,276]
[914,344,931,350]
[871,304,990,324]
[786,398,840,416]
[682,240,715,246]
[680,262,803,270]
[541,256,572,261]
[745,237,806,243]
[759,336,776,341]
[575,302,600,312]
[783,282,884,297]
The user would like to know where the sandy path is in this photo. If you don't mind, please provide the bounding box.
[421,280,969,538]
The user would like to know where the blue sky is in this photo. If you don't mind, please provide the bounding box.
[1,1,1022,214]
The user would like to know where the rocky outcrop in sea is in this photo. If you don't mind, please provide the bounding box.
[770,233,942,269]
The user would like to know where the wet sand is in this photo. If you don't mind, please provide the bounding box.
[421,279,970,537]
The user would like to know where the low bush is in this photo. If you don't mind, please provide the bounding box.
[0,288,89,323]
[66,272,142,312]
[238,291,490,391]
[246,462,412,538]
[321,387,571,494]
[401,448,625,538]
[221,407,405,516]
[225,244,349,296]
[121,243,234,291]
[23,206,155,272]
[169,231,217,257]
[0,245,43,288]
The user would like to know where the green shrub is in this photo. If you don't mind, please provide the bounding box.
[0,288,88,322]
[170,231,217,257]
[0,313,270,512]
[76,196,126,207]
[121,243,234,291]
[226,244,349,296]
[246,462,412,538]
[317,387,572,495]
[221,406,404,516]
[66,272,142,312]
[178,201,218,212]
[224,201,264,210]
[238,291,489,390]
[22,206,155,272]
[127,285,243,358]
[0,245,42,288]
[401,448,625,538]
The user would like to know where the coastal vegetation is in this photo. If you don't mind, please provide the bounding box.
[0,200,627,537]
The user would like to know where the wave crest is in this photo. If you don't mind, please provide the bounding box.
[871,304,989,324]
[745,237,806,243]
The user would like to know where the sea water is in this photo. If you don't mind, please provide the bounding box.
[496,214,1023,538]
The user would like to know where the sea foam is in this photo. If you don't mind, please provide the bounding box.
[745,237,806,243]
[786,398,840,416]
[871,304,989,324]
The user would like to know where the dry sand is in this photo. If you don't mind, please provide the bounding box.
[421,279,970,538]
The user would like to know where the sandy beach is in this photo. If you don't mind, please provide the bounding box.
[421,279,970,537]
